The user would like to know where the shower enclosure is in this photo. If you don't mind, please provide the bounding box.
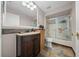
[46,15,72,47]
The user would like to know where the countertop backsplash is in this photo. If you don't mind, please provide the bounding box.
[2,29,33,34]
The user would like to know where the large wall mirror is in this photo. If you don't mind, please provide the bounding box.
[2,1,38,28]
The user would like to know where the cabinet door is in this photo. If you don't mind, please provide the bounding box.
[21,36,33,57]
[18,34,40,57]
[33,34,40,56]
[21,39,28,57]
[27,39,33,57]
[21,36,28,57]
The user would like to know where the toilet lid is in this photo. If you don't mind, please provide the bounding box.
[46,38,52,42]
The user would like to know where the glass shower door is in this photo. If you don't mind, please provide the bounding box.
[48,19,56,39]
[56,16,71,41]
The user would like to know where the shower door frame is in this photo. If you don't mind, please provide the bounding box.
[46,16,72,47]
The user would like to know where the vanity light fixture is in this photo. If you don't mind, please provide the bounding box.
[22,1,37,10]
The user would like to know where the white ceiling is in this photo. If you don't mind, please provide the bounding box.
[6,1,37,19]
[6,1,73,18]
[34,1,73,15]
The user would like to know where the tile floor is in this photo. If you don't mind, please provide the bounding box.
[38,43,75,57]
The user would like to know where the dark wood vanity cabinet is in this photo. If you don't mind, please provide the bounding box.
[16,34,40,57]
[21,36,33,57]
[33,34,40,56]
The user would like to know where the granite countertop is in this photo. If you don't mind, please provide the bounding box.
[16,31,40,36]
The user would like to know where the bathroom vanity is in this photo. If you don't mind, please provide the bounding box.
[16,32,40,57]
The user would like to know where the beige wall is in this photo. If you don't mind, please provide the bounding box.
[70,2,79,56]
[75,1,79,56]
[20,15,33,26]
[70,2,76,52]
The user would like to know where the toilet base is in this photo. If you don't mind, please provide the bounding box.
[46,42,52,48]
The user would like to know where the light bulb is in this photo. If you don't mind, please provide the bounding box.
[22,2,27,6]
[30,7,34,10]
[25,1,30,5]
[26,5,30,8]
[33,5,37,8]
[29,2,34,5]
[22,1,37,11]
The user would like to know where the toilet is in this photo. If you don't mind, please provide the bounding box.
[46,37,53,48]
